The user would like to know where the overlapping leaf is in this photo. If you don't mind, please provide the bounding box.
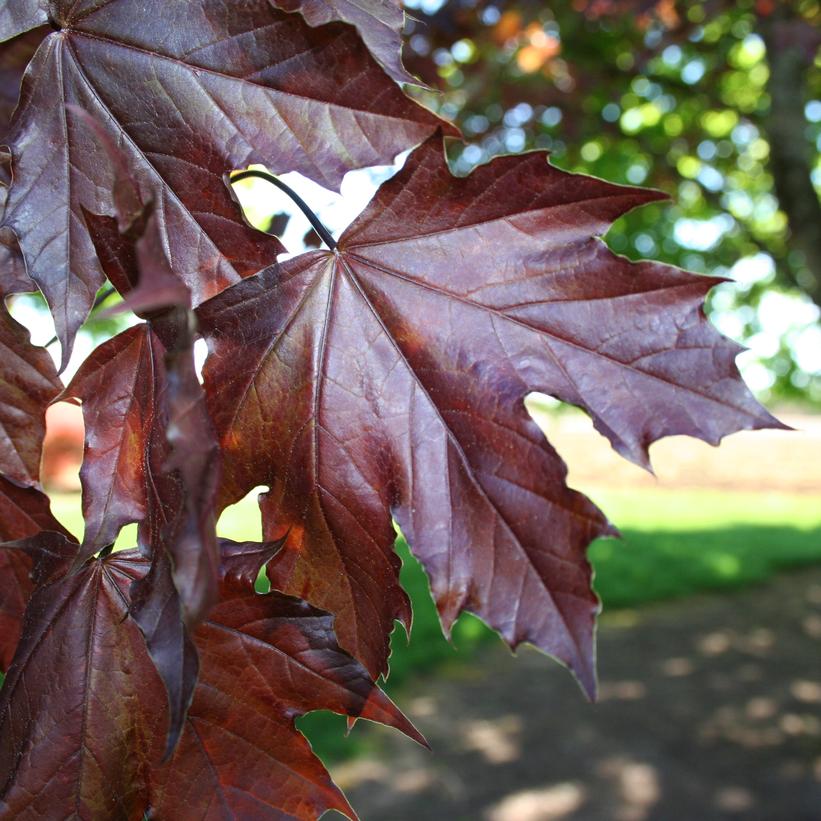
[274,0,416,84]
[0,304,61,487]
[0,535,420,819]
[0,27,46,137]
[0,2,46,43]
[59,214,220,749]
[1,0,450,363]
[0,259,65,671]
[151,538,423,819]
[0,535,166,819]
[60,323,161,553]
[0,477,71,670]
[200,134,781,690]
[0,23,42,296]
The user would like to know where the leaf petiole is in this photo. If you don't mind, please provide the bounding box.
[230,169,338,252]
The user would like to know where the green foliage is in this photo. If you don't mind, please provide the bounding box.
[403,0,821,404]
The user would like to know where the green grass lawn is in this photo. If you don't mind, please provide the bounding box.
[48,486,821,763]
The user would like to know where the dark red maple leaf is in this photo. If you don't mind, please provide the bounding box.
[0,2,46,43]
[0,26,47,137]
[0,242,67,670]
[0,0,450,364]
[151,538,424,819]
[59,323,163,553]
[0,477,71,670]
[0,304,62,488]
[0,534,421,819]
[59,290,220,753]
[0,534,167,819]
[0,26,41,299]
[199,134,782,690]
[274,0,417,84]
[57,126,222,747]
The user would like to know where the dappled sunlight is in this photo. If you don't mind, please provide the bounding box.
[714,786,754,813]
[331,565,821,819]
[597,681,647,702]
[596,758,660,821]
[790,680,821,704]
[659,657,693,677]
[486,783,586,821]
[461,716,523,764]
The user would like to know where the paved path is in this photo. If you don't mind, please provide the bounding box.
[331,568,821,821]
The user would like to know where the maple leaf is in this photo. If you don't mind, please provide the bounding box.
[129,305,221,756]
[0,534,167,819]
[0,305,62,488]
[199,134,782,690]
[58,117,223,749]
[0,23,40,295]
[0,534,420,818]
[59,304,219,752]
[0,2,46,44]
[1,0,450,365]
[0,477,71,670]
[150,538,424,820]
[0,27,46,137]
[274,0,417,84]
[59,323,162,553]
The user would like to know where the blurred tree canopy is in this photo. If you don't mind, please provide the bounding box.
[403,0,821,404]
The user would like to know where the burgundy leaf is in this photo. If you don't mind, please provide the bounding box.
[0,226,31,297]
[0,476,68,543]
[0,26,47,137]
[129,545,200,760]
[0,30,34,291]
[59,323,163,555]
[0,476,71,670]
[200,134,781,692]
[1,1,450,364]
[64,172,221,749]
[149,310,220,623]
[0,3,47,44]
[128,304,219,754]
[150,538,424,820]
[274,0,416,84]
[0,547,30,672]
[0,537,166,819]
[0,286,67,672]
[117,214,193,316]
[80,209,138,299]
[0,304,62,488]
[60,315,218,749]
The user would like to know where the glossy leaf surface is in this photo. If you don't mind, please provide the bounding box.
[0,305,61,487]
[0,536,166,820]
[0,27,46,137]
[2,0,448,362]
[0,2,46,43]
[0,478,71,670]
[60,323,163,554]
[275,0,415,84]
[61,312,218,750]
[200,135,781,690]
[0,536,417,819]
[151,538,423,820]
